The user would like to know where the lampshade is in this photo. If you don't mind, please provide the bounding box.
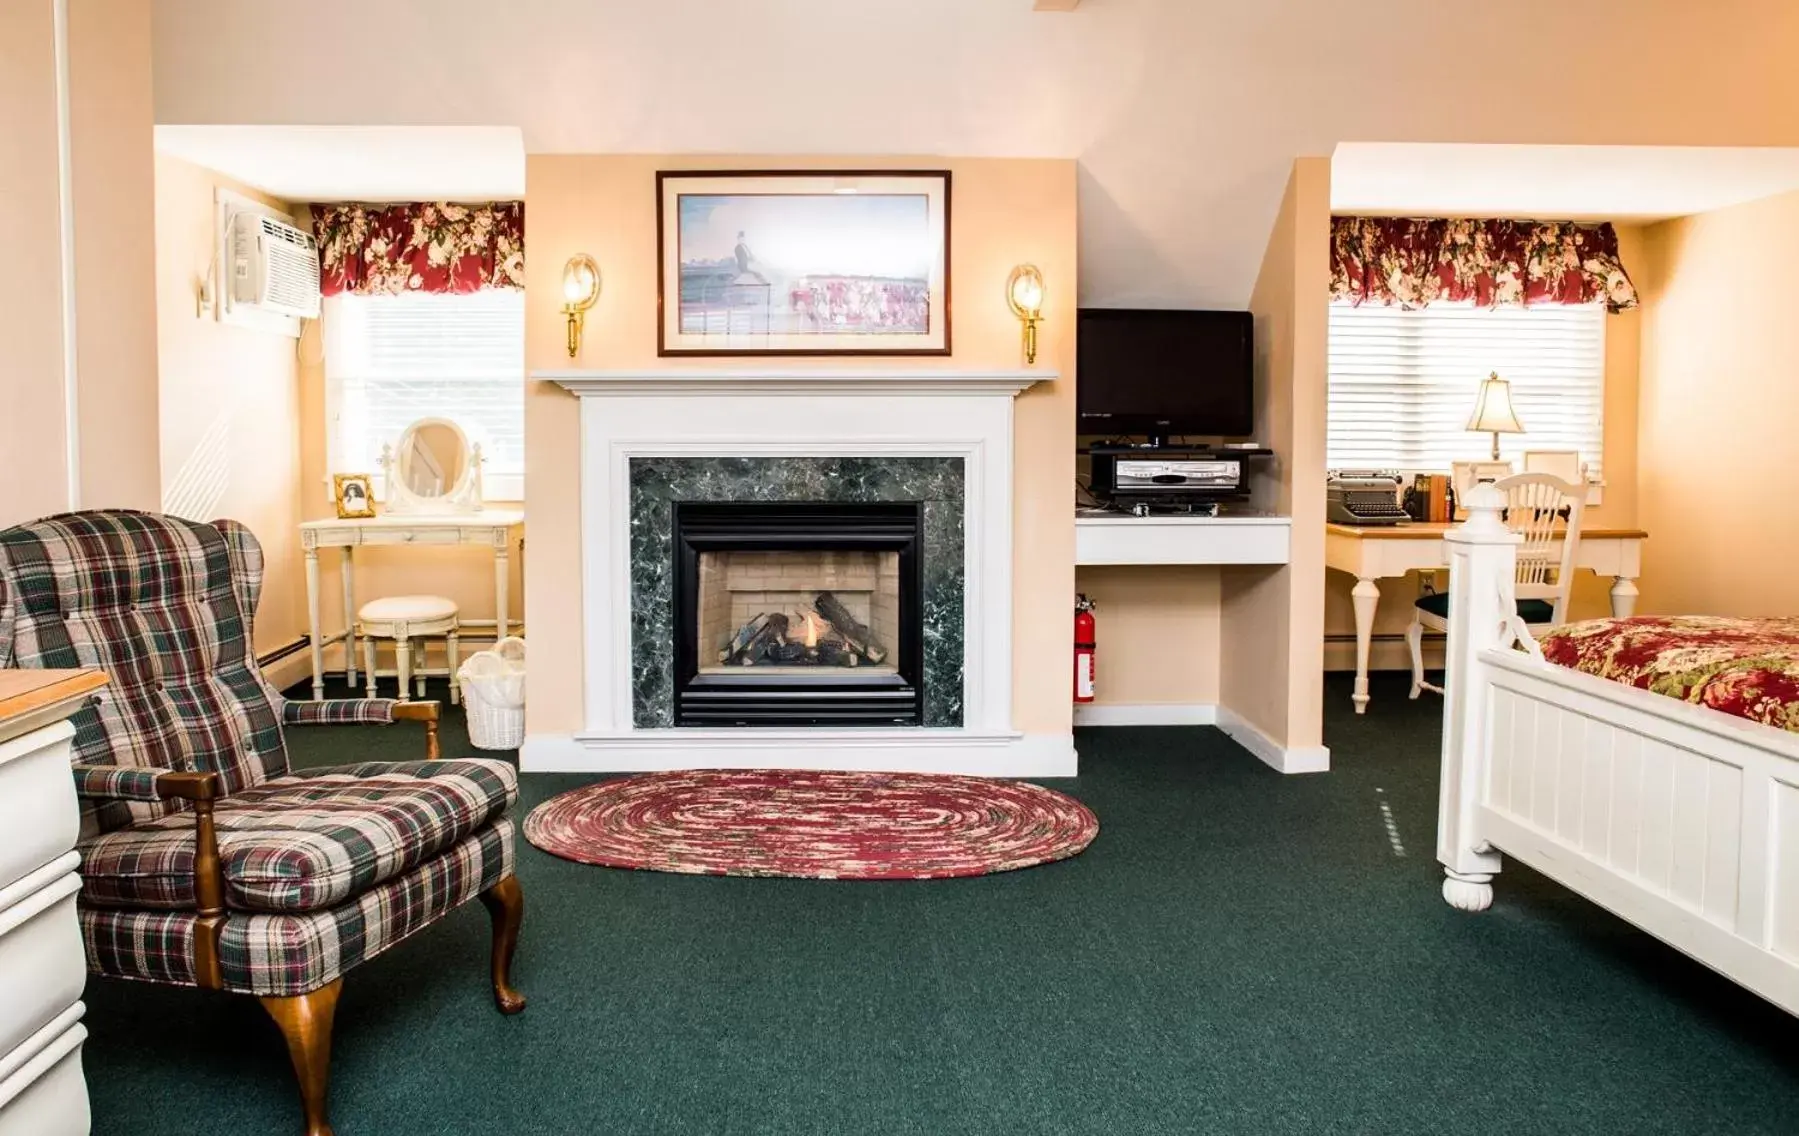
[1466,372,1524,434]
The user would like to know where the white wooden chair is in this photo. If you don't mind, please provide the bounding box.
[358,594,462,704]
[1408,471,1587,699]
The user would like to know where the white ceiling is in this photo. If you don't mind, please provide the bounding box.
[1332,143,1799,222]
[152,125,525,201]
[149,0,1799,307]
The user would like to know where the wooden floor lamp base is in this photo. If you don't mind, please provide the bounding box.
[260,978,343,1136]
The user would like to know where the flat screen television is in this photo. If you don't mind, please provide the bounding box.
[1077,308,1254,443]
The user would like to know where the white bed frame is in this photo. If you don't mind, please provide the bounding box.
[1438,484,1798,1016]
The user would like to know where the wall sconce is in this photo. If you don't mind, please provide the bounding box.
[561,254,601,358]
[1006,264,1046,365]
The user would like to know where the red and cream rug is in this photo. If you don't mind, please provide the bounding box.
[523,769,1099,879]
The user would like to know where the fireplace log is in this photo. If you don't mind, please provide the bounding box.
[719,612,774,664]
[729,612,790,666]
[814,592,887,664]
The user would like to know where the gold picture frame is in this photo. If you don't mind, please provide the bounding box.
[332,473,376,519]
[656,170,951,357]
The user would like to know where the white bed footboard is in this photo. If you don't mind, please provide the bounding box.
[1439,485,1799,1016]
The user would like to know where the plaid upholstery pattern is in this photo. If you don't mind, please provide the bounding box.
[78,758,516,912]
[69,764,166,803]
[81,819,515,996]
[0,511,291,829]
[279,696,396,726]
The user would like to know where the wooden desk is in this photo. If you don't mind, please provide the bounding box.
[300,510,524,701]
[1325,521,1647,714]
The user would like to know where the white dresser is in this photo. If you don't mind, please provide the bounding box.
[0,670,102,1136]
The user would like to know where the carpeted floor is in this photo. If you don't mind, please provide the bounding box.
[83,672,1797,1134]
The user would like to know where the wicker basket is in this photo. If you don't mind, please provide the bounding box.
[458,637,526,751]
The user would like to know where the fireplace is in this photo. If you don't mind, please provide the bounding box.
[671,501,925,726]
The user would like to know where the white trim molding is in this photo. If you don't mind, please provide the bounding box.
[533,367,1058,777]
[522,730,1078,779]
[53,0,79,511]
[1216,706,1331,774]
[537,368,1053,398]
[1073,702,1218,727]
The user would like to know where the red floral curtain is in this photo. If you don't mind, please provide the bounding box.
[312,202,525,296]
[1330,217,1638,312]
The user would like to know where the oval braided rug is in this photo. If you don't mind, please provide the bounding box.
[523,769,1099,879]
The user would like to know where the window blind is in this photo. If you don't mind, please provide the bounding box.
[323,290,525,500]
[1326,302,1606,477]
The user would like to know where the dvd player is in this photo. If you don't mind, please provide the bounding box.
[1087,444,1273,504]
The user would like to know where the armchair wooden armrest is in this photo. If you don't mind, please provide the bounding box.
[155,771,228,990]
[281,697,442,759]
[391,700,442,760]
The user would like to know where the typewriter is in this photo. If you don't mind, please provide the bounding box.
[1326,472,1407,525]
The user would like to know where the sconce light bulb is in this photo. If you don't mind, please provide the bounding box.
[1012,276,1043,314]
[561,254,601,310]
[1006,264,1045,318]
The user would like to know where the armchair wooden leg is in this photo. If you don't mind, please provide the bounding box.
[478,876,527,1014]
[260,979,343,1136]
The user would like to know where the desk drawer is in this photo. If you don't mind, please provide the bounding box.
[0,869,85,1065]
[0,1014,89,1136]
[0,723,79,894]
[359,528,465,547]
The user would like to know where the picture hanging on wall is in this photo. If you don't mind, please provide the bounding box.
[657,170,951,357]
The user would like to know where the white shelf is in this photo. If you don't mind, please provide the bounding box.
[1075,513,1291,566]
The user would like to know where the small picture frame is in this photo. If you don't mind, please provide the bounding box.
[1451,460,1514,518]
[332,473,376,519]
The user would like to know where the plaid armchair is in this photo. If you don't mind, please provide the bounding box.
[0,510,525,1136]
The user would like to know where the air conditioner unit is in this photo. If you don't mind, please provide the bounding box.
[229,212,321,320]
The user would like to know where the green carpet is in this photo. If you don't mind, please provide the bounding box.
[82,673,1797,1134]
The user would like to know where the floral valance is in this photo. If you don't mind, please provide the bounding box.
[312,202,525,296]
[1330,217,1637,313]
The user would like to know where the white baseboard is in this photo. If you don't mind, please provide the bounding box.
[1215,706,1330,774]
[520,728,1079,778]
[1073,702,1218,727]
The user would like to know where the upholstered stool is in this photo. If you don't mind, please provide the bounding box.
[358,594,461,704]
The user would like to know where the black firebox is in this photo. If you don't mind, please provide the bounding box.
[671,501,925,727]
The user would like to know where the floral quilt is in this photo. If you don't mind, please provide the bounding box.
[1537,616,1799,733]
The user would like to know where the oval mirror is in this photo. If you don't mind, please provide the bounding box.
[382,417,483,514]
[397,420,468,498]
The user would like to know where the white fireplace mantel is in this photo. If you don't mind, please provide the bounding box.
[538,368,1055,397]
[521,365,1073,779]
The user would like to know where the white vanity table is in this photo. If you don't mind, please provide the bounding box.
[299,510,524,701]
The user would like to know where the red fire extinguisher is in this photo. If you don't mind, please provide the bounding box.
[1074,595,1096,703]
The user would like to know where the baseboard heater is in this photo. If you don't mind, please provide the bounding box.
[258,637,310,667]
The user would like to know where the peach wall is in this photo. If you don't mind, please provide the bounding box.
[67,0,158,511]
[1219,157,1331,752]
[1075,567,1220,708]
[1320,225,1647,671]
[154,153,309,657]
[0,0,158,529]
[520,155,1078,737]
[0,0,71,528]
[1636,188,1799,617]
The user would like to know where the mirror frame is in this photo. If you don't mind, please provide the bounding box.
[380,416,484,515]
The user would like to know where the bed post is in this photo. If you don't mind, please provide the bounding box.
[1438,483,1520,912]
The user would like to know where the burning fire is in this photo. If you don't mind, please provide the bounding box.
[800,609,827,649]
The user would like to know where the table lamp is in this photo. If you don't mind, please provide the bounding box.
[1467,372,1524,460]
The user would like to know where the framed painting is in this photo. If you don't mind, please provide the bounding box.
[657,170,951,356]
